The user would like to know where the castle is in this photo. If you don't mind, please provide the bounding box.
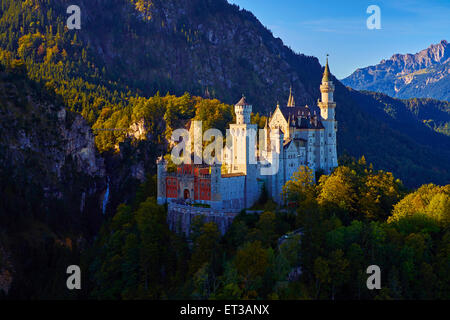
[157,59,337,211]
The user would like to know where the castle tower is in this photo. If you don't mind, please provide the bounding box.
[229,96,258,174]
[235,95,252,124]
[318,56,338,173]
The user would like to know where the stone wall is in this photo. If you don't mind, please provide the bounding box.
[167,203,239,237]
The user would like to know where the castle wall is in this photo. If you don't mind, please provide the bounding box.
[167,203,239,236]
[219,175,246,209]
[322,120,338,173]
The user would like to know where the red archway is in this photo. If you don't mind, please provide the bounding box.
[183,189,190,200]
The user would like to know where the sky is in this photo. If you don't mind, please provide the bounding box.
[227,0,450,79]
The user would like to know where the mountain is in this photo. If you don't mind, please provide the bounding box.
[65,0,323,113]
[358,92,450,137]
[342,40,450,101]
[1,0,450,191]
[0,61,106,227]
[0,61,106,298]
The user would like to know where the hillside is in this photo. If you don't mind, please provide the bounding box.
[0,60,105,298]
[1,0,450,190]
[359,92,450,137]
[342,40,450,101]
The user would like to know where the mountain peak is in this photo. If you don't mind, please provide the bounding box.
[342,40,450,101]
[385,40,449,67]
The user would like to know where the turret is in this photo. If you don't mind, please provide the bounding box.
[230,95,257,174]
[317,55,338,174]
[318,56,336,120]
[235,95,252,124]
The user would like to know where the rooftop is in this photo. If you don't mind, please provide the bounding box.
[235,95,249,106]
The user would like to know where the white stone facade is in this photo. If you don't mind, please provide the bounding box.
[158,63,338,210]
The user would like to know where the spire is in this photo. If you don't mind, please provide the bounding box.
[287,86,295,107]
[204,87,211,99]
[236,94,248,106]
[322,54,330,83]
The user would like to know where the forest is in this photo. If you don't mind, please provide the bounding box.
[2,56,448,300]
[85,158,450,300]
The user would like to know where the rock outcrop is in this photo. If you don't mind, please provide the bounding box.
[0,69,106,216]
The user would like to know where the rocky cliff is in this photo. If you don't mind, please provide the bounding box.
[0,64,107,233]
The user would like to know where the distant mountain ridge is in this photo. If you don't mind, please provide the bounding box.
[342,40,450,101]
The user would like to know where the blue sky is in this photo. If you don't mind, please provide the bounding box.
[227,0,450,79]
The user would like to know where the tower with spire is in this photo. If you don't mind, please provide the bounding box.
[287,86,295,107]
[318,56,338,173]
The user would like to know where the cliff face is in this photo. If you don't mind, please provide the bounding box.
[0,67,106,228]
[0,65,111,298]
[342,40,450,101]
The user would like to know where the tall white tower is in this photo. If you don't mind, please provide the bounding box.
[318,57,338,173]
[234,95,252,124]
[229,96,257,174]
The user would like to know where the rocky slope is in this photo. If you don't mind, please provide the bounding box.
[0,63,108,298]
[0,66,106,226]
[342,40,450,101]
[76,0,322,113]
